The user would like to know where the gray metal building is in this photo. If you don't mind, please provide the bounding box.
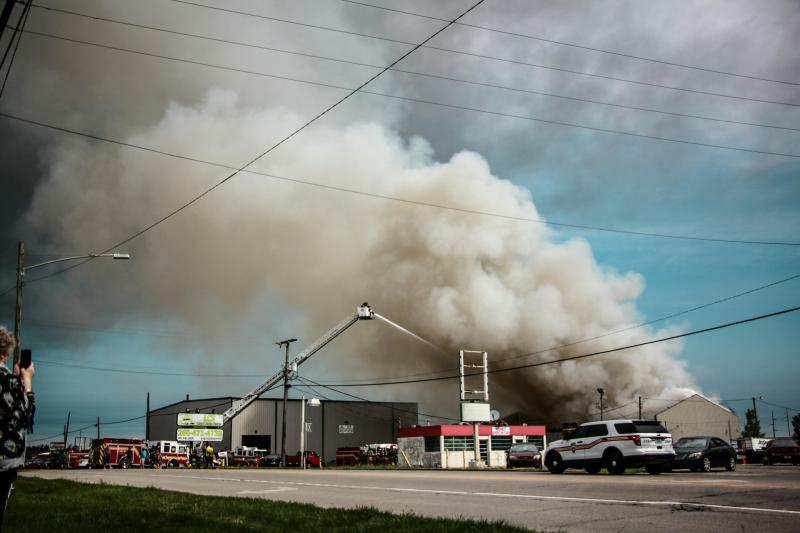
[147,396,418,463]
[655,393,741,442]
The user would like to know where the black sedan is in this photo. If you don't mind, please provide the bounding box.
[259,454,282,467]
[506,443,542,468]
[669,436,736,472]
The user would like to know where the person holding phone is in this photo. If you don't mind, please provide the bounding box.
[0,325,35,526]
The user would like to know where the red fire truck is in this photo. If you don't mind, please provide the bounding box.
[89,438,144,468]
[152,441,190,468]
[229,447,267,467]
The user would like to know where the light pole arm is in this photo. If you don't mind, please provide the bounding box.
[25,253,130,271]
[11,245,130,366]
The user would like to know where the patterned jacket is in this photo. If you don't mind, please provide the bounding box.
[0,365,32,471]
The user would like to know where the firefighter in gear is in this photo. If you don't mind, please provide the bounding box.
[204,444,215,469]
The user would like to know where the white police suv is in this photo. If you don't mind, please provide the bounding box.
[544,419,675,475]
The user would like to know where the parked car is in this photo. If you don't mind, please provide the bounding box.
[506,443,542,468]
[544,419,675,475]
[669,436,736,472]
[259,454,282,467]
[763,438,800,465]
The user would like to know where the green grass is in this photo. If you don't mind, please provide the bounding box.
[6,477,533,533]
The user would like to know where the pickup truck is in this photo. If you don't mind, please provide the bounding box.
[285,450,321,468]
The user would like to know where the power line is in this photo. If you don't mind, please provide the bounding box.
[338,0,800,86]
[34,358,259,378]
[0,0,32,99]
[488,272,800,367]
[3,111,798,245]
[328,272,800,385]
[165,0,800,107]
[758,399,799,413]
[28,4,798,132]
[310,304,800,387]
[300,375,461,423]
[0,113,795,281]
[1,0,490,294]
[17,29,800,160]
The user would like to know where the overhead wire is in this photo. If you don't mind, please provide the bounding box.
[164,0,800,107]
[28,391,280,444]
[0,106,795,293]
[299,376,462,423]
[0,0,32,99]
[0,0,491,293]
[338,0,800,86]
[14,28,800,160]
[0,116,793,299]
[25,4,799,132]
[25,271,800,384]
[309,305,800,387]
[33,358,259,378]
[327,271,800,385]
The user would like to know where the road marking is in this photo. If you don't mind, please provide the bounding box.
[238,487,297,495]
[154,474,800,516]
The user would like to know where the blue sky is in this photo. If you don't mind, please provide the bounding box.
[1,0,798,442]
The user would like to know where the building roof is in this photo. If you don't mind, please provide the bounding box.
[398,424,546,438]
[655,393,734,416]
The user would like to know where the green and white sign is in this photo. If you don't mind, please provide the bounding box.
[177,428,223,442]
[177,413,224,427]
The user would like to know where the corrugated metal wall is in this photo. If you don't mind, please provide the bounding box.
[148,397,418,464]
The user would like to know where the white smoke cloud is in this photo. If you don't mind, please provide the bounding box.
[23,88,696,422]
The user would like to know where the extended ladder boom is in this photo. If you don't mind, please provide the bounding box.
[222,303,374,423]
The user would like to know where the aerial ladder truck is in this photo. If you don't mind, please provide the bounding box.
[220,303,374,424]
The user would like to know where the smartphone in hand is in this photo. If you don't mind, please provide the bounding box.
[20,349,32,369]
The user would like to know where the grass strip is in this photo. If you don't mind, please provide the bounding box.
[6,477,533,533]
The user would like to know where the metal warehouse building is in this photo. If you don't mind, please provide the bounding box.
[147,397,418,463]
[655,394,741,442]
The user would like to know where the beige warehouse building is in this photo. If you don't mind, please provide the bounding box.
[655,394,740,442]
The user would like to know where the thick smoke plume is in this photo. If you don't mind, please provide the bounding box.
[23,89,696,423]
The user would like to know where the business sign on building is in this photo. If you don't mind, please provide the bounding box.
[491,426,511,436]
[177,413,224,427]
[338,425,354,434]
[460,401,491,422]
[176,428,223,442]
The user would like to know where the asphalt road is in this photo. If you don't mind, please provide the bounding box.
[24,465,800,532]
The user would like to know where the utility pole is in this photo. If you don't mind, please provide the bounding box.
[63,411,70,450]
[638,396,643,419]
[787,409,791,436]
[752,396,761,434]
[597,388,605,421]
[13,241,24,366]
[146,392,150,441]
[277,338,297,467]
[96,416,100,440]
[771,411,776,438]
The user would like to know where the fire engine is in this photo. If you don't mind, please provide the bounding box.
[89,438,144,468]
[228,447,267,467]
[152,440,190,468]
[67,448,90,468]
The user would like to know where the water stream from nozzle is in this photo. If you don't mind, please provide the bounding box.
[373,313,448,354]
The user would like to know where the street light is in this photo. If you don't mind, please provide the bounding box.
[597,388,605,421]
[300,396,320,469]
[12,240,131,365]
